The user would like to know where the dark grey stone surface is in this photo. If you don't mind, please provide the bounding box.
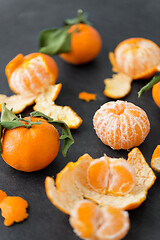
[0,0,160,239]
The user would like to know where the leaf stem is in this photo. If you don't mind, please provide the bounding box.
[138,75,160,98]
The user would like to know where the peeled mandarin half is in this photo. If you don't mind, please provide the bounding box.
[151,145,160,172]
[93,100,150,150]
[69,200,130,240]
[109,38,160,79]
[45,148,156,214]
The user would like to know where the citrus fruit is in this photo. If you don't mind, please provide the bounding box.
[93,100,150,150]
[0,196,28,226]
[0,190,7,202]
[5,53,58,96]
[70,200,130,240]
[60,23,102,64]
[109,38,160,79]
[79,92,97,102]
[87,156,135,195]
[152,82,160,108]
[1,117,60,172]
[45,148,156,214]
[151,145,160,172]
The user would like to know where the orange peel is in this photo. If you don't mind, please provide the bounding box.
[69,200,130,240]
[0,196,28,226]
[0,190,7,202]
[79,92,97,102]
[151,145,160,172]
[104,73,132,99]
[45,148,156,214]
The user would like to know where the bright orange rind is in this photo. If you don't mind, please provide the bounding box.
[70,200,130,240]
[45,148,156,214]
[0,190,7,202]
[0,196,28,226]
[79,92,97,102]
[109,38,160,79]
[93,100,150,150]
[151,145,160,172]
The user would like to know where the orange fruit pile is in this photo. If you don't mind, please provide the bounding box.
[0,190,28,226]
[93,100,150,150]
[70,200,130,240]
[6,53,58,96]
[45,148,156,214]
[87,156,135,195]
[60,23,102,65]
[2,117,60,172]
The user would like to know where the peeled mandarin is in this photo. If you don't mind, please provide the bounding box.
[93,100,150,150]
[69,200,130,240]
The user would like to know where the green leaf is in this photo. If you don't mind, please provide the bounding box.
[1,103,17,122]
[64,9,92,26]
[30,111,74,157]
[138,75,160,98]
[0,123,2,154]
[39,26,71,55]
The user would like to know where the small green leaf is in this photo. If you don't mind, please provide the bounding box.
[64,9,92,26]
[30,111,53,121]
[39,26,71,55]
[138,75,160,98]
[0,123,2,154]
[1,103,17,122]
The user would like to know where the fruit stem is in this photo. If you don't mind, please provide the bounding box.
[75,9,83,32]
[138,75,160,98]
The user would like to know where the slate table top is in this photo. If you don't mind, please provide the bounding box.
[0,0,160,239]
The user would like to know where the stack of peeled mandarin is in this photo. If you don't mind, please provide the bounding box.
[0,8,160,240]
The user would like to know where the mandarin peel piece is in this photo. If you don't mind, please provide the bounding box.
[0,190,7,202]
[109,38,160,80]
[0,196,28,226]
[79,92,97,102]
[93,100,150,150]
[104,73,132,99]
[45,148,156,214]
[69,200,130,240]
[151,145,160,172]
[34,101,82,129]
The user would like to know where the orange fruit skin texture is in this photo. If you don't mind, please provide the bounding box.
[110,38,160,79]
[0,196,28,226]
[152,82,160,108]
[60,23,102,64]
[0,190,7,202]
[151,145,160,172]
[79,92,97,102]
[1,117,60,172]
[93,100,150,150]
[5,53,58,96]
[69,200,130,240]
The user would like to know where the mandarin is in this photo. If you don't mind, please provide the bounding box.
[1,117,60,172]
[152,82,160,108]
[87,156,135,195]
[151,145,160,172]
[93,100,150,150]
[109,38,160,79]
[69,200,130,240]
[60,23,102,64]
[5,53,58,96]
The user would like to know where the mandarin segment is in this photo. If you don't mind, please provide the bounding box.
[45,148,156,214]
[69,200,130,240]
[151,145,160,172]
[93,100,150,150]
[110,38,160,79]
[6,53,58,96]
[0,196,28,226]
[104,73,132,99]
